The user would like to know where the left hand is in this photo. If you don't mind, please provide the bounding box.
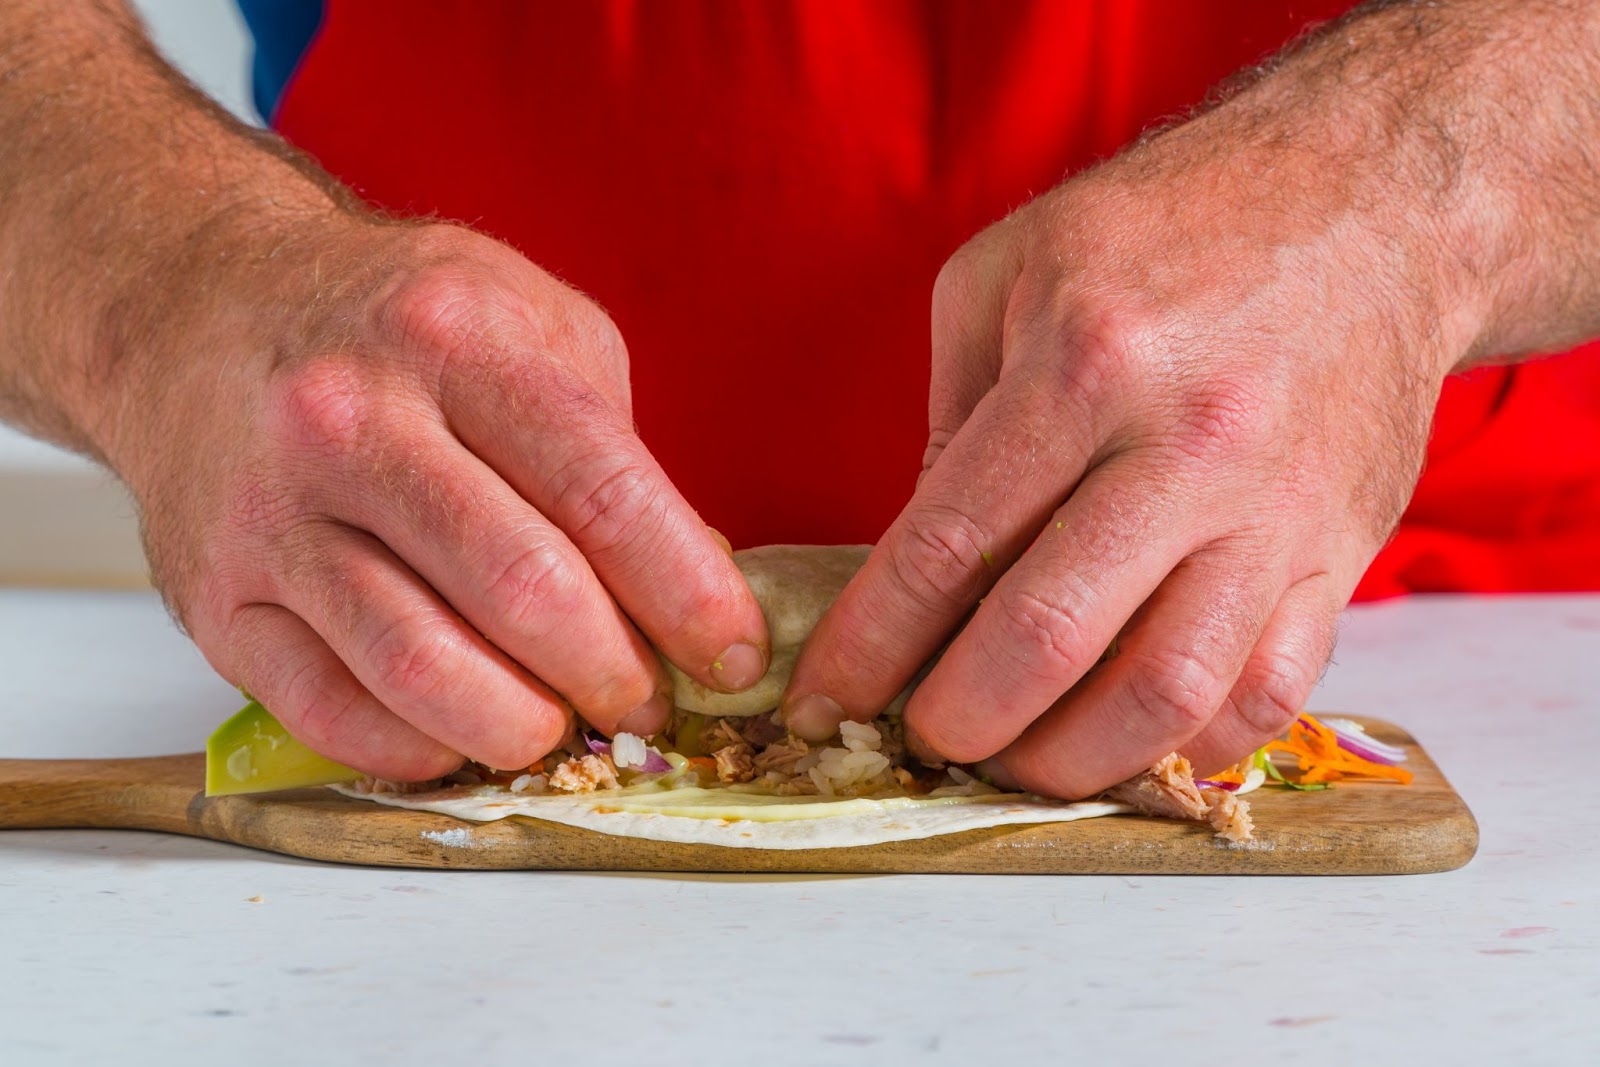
[781,91,1482,796]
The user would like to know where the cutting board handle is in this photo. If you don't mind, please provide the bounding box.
[0,754,203,834]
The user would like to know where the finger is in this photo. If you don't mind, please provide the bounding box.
[991,545,1284,798]
[226,602,461,781]
[923,219,1024,475]
[327,421,671,737]
[1180,570,1347,774]
[899,456,1202,762]
[273,521,572,770]
[783,353,1114,740]
[448,357,770,693]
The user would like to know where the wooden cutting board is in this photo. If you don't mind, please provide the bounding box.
[0,717,1475,875]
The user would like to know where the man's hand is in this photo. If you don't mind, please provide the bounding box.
[784,0,1600,795]
[128,222,769,780]
[0,3,767,780]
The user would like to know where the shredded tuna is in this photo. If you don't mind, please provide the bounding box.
[740,711,789,748]
[546,753,619,794]
[1101,753,1254,842]
[1204,788,1255,844]
[713,743,756,783]
[753,736,810,774]
[701,718,747,752]
[1103,753,1209,822]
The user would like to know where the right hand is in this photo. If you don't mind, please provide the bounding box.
[118,220,769,780]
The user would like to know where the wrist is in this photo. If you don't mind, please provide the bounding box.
[1220,0,1600,370]
[1194,68,1494,387]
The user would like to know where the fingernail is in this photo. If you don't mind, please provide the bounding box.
[710,642,766,692]
[903,720,943,765]
[617,692,671,738]
[785,692,846,742]
[707,526,733,557]
[974,757,1023,793]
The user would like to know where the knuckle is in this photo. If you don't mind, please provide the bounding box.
[1169,379,1269,463]
[1233,652,1309,737]
[271,359,370,458]
[1050,298,1145,367]
[662,573,742,650]
[1036,343,1114,417]
[931,244,988,325]
[1123,647,1223,738]
[281,662,362,752]
[990,585,1091,682]
[1037,302,1132,393]
[376,240,627,392]
[365,617,458,704]
[560,298,628,365]
[555,459,662,557]
[376,259,498,359]
[184,565,250,643]
[480,539,585,638]
[887,508,991,614]
[1005,301,1129,427]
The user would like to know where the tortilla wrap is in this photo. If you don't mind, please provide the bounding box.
[332,545,1261,849]
[330,781,1134,849]
[664,544,874,717]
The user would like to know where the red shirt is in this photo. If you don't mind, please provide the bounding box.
[270,1,1600,599]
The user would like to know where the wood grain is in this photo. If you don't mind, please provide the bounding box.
[0,718,1476,874]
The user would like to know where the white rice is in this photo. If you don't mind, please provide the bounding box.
[839,720,882,752]
[611,732,649,770]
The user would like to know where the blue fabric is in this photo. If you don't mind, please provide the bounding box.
[235,0,324,123]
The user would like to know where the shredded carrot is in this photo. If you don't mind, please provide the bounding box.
[686,757,718,773]
[1201,768,1247,786]
[1263,714,1413,786]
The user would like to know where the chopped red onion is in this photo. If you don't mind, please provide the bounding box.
[1300,716,1408,765]
[1195,779,1240,792]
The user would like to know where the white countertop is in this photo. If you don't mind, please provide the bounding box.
[1,589,1597,1065]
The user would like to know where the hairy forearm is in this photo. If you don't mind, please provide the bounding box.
[0,0,354,466]
[1171,0,1600,367]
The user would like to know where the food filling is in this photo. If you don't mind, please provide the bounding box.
[350,707,1267,843]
